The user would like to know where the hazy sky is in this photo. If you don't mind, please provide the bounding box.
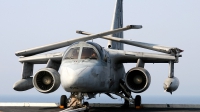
[0,0,200,103]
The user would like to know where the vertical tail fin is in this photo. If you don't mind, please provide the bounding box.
[108,0,123,50]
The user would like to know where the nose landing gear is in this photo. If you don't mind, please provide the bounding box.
[135,95,142,109]
[59,93,90,112]
[60,95,68,109]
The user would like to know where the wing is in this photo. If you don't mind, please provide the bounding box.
[108,49,177,64]
[76,31,183,56]
[19,52,63,64]
[15,25,141,57]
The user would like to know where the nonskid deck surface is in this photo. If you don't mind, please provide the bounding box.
[1,103,200,112]
[1,107,200,112]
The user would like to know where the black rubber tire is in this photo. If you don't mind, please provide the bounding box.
[135,95,141,107]
[83,102,89,112]
[83,102,89,106]
[60,95,67,108]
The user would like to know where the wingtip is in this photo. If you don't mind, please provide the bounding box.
[15,52,20,56]
[76,30,83,34]
[126,25,142,29]
[15,51,26,57]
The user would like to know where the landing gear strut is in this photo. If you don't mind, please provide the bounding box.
[59,93,90,112]
[119,79,132,108]
[117,79,142,109]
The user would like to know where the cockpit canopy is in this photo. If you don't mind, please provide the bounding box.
[64,47,80,59]
[63,42,102,60]
[81,47,98,59]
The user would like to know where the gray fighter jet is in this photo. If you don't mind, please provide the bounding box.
[13,0,183,110]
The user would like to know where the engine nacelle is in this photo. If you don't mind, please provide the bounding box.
[33,68,60,93]
[163,77,179,94]
[125,67,151,93]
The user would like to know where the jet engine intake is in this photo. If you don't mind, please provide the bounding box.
[163,77,179,94]
[33,68,60,93]
[125,67,151,93]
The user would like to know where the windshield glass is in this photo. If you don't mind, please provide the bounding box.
[64,47,80,59]
[81,47,98,60]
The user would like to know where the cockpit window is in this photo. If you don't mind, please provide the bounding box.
[64,47,80,59]
[81,47,98,60]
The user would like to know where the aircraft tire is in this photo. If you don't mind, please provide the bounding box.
[135,95,141,107]
[60,95,67,108]
[83,102,89,112]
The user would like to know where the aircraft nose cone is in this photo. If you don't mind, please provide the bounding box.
[60,66,89,91]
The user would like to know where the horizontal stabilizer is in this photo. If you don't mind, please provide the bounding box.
[15,25,136,57]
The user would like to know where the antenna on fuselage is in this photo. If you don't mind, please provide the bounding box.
[108,0,123,50]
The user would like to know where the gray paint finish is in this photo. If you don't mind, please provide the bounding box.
[108,0,124,50]
[13,0,183,104]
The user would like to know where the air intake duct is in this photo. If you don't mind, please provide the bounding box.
[125,67,151,93]
[33,68,60,93]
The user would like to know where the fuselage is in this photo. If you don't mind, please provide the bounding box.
[59,41,125,93]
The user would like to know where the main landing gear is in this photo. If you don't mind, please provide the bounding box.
[59,93,90,112]
[117,79,142,109]
[117,94,142,109]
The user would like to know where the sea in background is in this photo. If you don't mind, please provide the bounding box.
[0,94,200,104]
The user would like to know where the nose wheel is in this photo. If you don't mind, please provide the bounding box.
[83,102,89,112]
[60,95,68,109]
[135,95,141,109]
[59,93,90,112]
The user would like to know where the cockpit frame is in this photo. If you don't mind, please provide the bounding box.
[62,42,102,61]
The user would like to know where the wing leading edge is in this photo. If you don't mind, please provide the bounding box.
[18,52,63,64]
[76,31,183,56]
[15,25,140,57]
[107,49,177,64]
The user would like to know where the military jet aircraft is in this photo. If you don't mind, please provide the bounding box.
[13,0,183,110]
